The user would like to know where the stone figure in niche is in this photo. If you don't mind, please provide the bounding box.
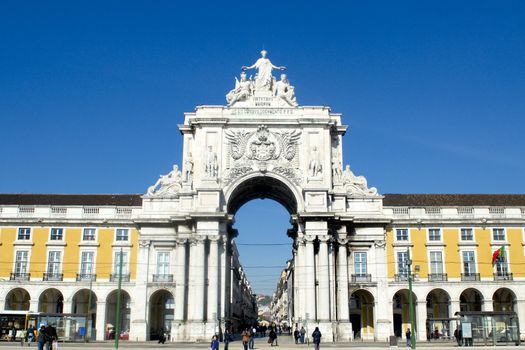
[332,159,342,184]
[226,71,254,106]
[274,74,298,107]
[242,50,286,91]
[184,153,194,183]
[308,146,322,177]
[204,146,219,178]
[341,165,378,196]
[147,165,182,196]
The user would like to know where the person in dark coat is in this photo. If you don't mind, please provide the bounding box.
[293,327,300,344]
[268,329,277,346]
[312,327,322,350]
[37,325,47,350]
[405,328,412,347]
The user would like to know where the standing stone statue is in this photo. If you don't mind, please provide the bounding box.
[184,153,194,183]
[309,146,322,177]
[242,50,286,91]
[274,74,298,106]
[205,146,218,178]
[226,71,254,106]
[332,159,342,184]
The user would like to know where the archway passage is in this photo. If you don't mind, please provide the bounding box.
[392,289,417,338]
[38,288,63,313]
[5,288,30,310]
[72,289,97,339]
[460,288,483,312]
[148,290,174,341]
[493,288,516,312]
[349,290,375,340]
[227,175,298,215]
[426,289,451,340]
[105,290,131,340]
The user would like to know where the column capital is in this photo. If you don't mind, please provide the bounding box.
[337,238,349,246]
[175,238,188,245]
[318,235,331,243]
[296,237,306,246]
[304,235,316,243]
[208,235,221,243]
[138,240,151,248]
[189,236,207,245]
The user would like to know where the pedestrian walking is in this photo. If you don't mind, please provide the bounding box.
[248,326,255,349]
[312,327,322,350]
[211,334,220,350]
[27,324,36,345]
[223,329,232,350]
[293,327,299,344]
[300,326,306,344]
[36,325,47,350]
[241,328,250,350]
[405,328,412,347]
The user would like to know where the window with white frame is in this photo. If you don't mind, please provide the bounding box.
[429,251,443,274]
[47,251,62,276]
[82,228,96,241]
[115,229,129,242]
[428,229,441,241]
[80,251,95,276]
[494,250,509,276]
[113,251,129,275]
[17,228,31,240]
[396,229,409,241]
[460,228,473,241]
[156,252,170,276]
[462,251,476,275]
[50,228,63,241]
[14,251,29,275]
[354,252,367,275]
[493,228,505,241]
[397,251,408,277]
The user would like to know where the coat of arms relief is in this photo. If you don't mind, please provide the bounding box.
[223,125,302,185]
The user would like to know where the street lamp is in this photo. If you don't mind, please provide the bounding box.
[406,248,416,349]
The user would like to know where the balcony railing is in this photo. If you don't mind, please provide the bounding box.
[394,274,410,282]
[152,274,173,282]
[494,273,513,281]
[43,273,63,281]
[428,273,448,282]
[110,273,130,282]
[351,274,372,282]
[10,272,30,281]
[76,273,96,282]
[461,273,480,281]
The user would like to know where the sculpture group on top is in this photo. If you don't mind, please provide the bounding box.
[332,164,378,197]
[226,50,298,107]
[146,164,183,197]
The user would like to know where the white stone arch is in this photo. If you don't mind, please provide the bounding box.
[224,171,305,214]
[459,287,485,312]
[4,287,31,311]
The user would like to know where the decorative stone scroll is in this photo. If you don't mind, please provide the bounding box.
[341,165,378,197]
[146,165,183,197]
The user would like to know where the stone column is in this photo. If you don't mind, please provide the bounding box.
[95,301,106,340]
[328,241,337,322]
[416,300,427,341]
[373,239,391,341]
[336,238,352,341]
[304,235,317,322]
[207,236,220,328]
[187,236,206,339]
[295,238,306,324]
[483,299,494,312]
[449,299,460,318]
[317,236,330,322]
[292,246,300,324]
[129,239,150,341]
[173,238,187,340]
[219,235,230,331]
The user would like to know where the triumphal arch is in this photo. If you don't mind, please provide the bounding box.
[136,51,391,341]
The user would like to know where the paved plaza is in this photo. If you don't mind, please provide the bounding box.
[0,335,521,350]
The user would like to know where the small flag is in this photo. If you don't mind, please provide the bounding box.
[492,246,505,265]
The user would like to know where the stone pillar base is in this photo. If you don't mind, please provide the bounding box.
[130,320,147,341]
[375,319,392,342]
[173,321,213,342]
[308,321,334,342]
[335,322,353,342]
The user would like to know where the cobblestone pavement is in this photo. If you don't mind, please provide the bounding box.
[0,335,521,350]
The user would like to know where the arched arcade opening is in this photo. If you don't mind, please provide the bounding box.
[4,288,30,311]
[349,289,375,340]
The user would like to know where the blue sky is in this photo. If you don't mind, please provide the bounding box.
[1,1,524,294]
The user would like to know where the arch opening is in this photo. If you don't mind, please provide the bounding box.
[148,290,174,341]
[227,175,299,215]
[392,289,418,339]
[426,288,451,340]
[5,288,30,311]
[72,289,97,339]
[105,290,131,340]
[493,288,516,312]
[38,288,63,313]
[349,289,375,340]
